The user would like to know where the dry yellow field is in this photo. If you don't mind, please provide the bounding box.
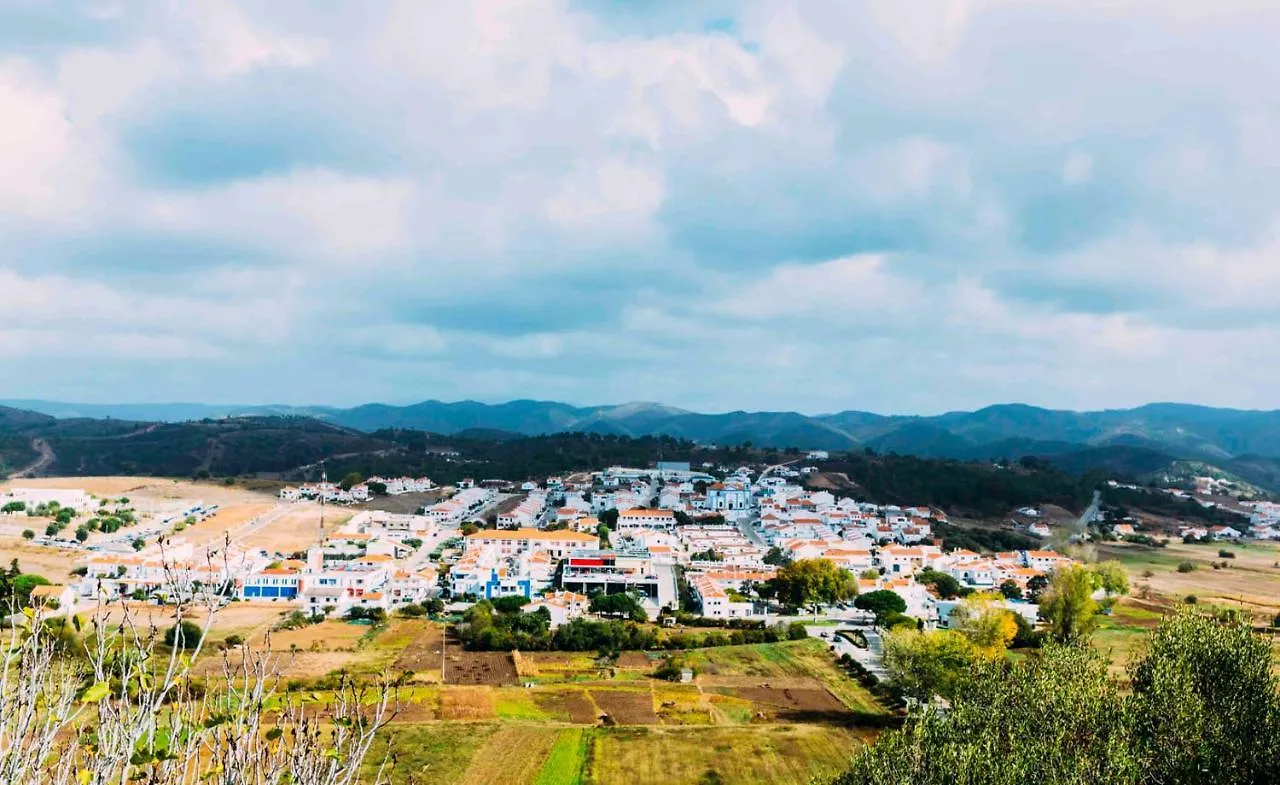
[1100,540,1280,616]
[240,504,351,553]
[181,503,276,545]
[0,536,82,579]
[0,476,164,497]
[262,619,370,651]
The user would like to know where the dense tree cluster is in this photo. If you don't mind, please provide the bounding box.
[837,610,1280,785]
[820,454,1100,518]
[456,600,806,652]
[769,558,857,612]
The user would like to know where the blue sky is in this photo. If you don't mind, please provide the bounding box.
[2,0,1279,415]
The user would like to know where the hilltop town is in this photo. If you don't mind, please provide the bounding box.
[0,456,1200,632]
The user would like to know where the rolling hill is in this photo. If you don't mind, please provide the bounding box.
[7,398,1280,490]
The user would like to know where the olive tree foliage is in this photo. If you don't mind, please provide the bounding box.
[1127,610,1280,785]
[835,644,1138,785]
[0,560,396,785]
[834,610,1280,785]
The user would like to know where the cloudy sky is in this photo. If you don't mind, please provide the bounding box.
[3,0,1279,415]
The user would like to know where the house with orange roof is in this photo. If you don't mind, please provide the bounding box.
[688,573,752,618]
[29,584,76,617]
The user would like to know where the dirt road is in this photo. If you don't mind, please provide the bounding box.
[11,439,55,478]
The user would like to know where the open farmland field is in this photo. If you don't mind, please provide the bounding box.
[585,725,869,785]
[0,476,278,509]
[239,503,352,553]
[1090,596,1280,677]
[1100,539,1280,617]
[1090,599,1169,677]
[446,651,520,686]
[688,639,888,716]
[393,622,446,680]
[458,726,564,785]
[196,618,429,679]
[368,723,500,785]
[368,723,868,785]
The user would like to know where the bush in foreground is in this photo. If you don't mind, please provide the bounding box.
[833,610,1280,785]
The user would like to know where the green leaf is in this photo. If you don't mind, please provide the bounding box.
[80,682,110,703]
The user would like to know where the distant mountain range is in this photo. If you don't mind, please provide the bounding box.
[7,398,1280,460]
[4,397,1280,492]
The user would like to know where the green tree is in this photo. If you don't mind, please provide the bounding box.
[1128,610,1280,784]
[596,522,611,549]
[491,595,529,614]
[769,558,857,613]
[20,529,34,540]
[338,472,363,491]
[948,592,1018,652]
[589,592,647,622]
[1090,560,1130,598]
[599,508,619,530]
[915,568,962,599]
[882,628,980,702]
[763,546,792,567]
[1039,565,1099,644]
[834,645,1139,785]
[998,580,1023,600]
[12,574,50,610]
[853,589,907,623]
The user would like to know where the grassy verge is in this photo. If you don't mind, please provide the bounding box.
[536,728,591,785]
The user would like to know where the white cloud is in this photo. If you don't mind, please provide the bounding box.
[188,1,327,76]
[0,60,95,218]
[152,170,416,262]
[1061,151,1094,186]
[2,0,1280,411]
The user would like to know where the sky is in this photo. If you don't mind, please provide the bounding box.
[3,0,1280,415]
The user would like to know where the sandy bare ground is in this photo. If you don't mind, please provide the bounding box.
[0,536,82,579]
[239,504,351,553]
[180,503,277,546]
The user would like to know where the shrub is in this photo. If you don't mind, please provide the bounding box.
[224,634,245,647]
[653,653,693,681]
[1184,595,1198,605]
[787,621,809,640]
[164,620,203,650]
[1218,549,1236,559]
[21,530,33,540]
[1176,561,1196,574]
